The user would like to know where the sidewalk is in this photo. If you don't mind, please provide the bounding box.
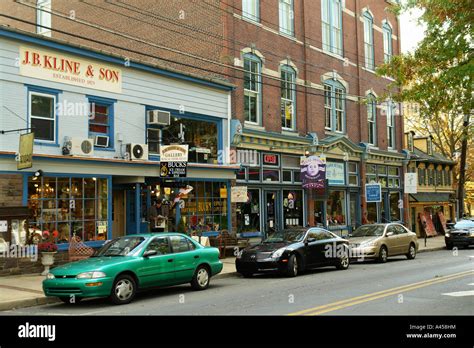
[0,236,447,312]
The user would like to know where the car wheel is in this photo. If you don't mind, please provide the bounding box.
[110,274,136,305]
[59,296,82,305]
[378,246,388,263]
[191,265,210,290]
[406,243,416,260]
[285,254,298,277]
[336,250,350,270]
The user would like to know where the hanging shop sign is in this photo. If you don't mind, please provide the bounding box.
[231,186,248,203]
[17,132,34,170]
[326,161,345,185]
[19,46,122,93]
[404,172,418,194]
[160,161,187,178]
[300,156,326,190]
[365,183,382,203]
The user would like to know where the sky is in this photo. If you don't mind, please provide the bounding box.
[399,6,426,53]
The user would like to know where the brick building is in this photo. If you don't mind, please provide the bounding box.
[0,0,407,243]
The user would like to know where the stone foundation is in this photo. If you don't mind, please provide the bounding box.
[0,251,71,276]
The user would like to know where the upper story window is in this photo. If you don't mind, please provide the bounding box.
[88,96,115,149]
[280,65,296,130]
[383,22,393,63]
[386,101,396,149]
[36,0,52,37]
[321,0,343,56]
[367,93,377,145]
[279,0,294,36]
[407,132,414,151]
[363,11,375,70]
[324,80,345,133]
[244,54,262,125]
[427,137,433,155]
[29,90,56,142]
[242,0,259,22]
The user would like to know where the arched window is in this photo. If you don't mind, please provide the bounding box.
[243,53,262,124]
[281,65,296,130]
[321,0,343,56]
[383,22,393,62]
[367,94,377,145]
[324,79,345,133]
[363,11,374,69]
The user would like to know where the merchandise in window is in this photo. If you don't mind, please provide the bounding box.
[389,192,401,221]
[283,190,303,228]
[236,189,261,234]
[327,190,346,226]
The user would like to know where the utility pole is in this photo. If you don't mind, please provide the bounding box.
[457,113,471,219]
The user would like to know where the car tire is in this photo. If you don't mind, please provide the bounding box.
[59,296,82,305]
[191,265,210,290]
[110,274,136,305]
[377,246,388,263]
[406,243,416,260]
[285,254,299,277]
[335,250,350,270]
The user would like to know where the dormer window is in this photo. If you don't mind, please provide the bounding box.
[407,133,414,152]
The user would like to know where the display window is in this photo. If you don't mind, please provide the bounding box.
[283,190,303,228]
[327,190,346,226]
[236,189,261,234]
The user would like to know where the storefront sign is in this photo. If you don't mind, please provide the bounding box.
[19,46,122,93]
[263,153,279,166]
[326,162,345,185]
[160,161,187,178]
[17,133,34,170]
[366,183,382,203]
[232,186,248,203]
[160,145,189,162]
[300,156,326,190]
[404,173,418,193]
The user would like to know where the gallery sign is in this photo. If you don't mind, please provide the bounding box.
[19,46,122,93]
[160,145,189,162]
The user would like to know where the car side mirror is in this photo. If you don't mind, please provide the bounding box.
[143,250,158,258]
[306,237,316,243]
[386,232,394,237]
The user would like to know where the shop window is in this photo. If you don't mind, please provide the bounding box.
[279,0,294,36]
[244,54,261,124]
[29,91,56,142]
[283,190,303,228]
[248,167,261,181]
[327,190,346,226]
[366,202,377,224]
[281,66,296,130]
[389,192,401,221]
[282,170,293,183]
[161,116,219,164]
[237,167,246,181]
[88,97,114,148]
[242,0,259,22]
[293,170,302,183]
[236,188,261,234]
[28,176,109,243]
[263,169,280,182]
[348,162,358,186]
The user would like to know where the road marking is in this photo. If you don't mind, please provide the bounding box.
[442,290,474,297]
[288,270,474,316]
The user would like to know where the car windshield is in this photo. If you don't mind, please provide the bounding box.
[352,225,385,237]
[263,230,306,243]
[93,237,145,257]
[454,220,474,229]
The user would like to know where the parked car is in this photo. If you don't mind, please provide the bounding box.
[348,223,418,263]
[43,233,223,305]
[445,219,474,249]
[235,228,350,278]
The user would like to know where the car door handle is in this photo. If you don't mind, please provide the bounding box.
[194,255,199,259]
[168,259,174,262]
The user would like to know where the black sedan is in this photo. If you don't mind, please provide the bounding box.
[235,228,350,277]
[445,219,474,249]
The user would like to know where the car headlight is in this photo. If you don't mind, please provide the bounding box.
[445,232,451,238]
[76,271,106,279]
[46,273,55,280]
[361,240,377,247]
[271,248,286,259]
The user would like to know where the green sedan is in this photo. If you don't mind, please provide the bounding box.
[43,233,223,305]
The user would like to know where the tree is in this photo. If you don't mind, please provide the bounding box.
[377,0,473,218]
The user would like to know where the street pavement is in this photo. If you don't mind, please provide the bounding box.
[2,248,473,316]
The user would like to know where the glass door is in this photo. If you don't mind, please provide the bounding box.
[264,190,281,237]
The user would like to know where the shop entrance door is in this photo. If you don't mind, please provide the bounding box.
[264,190,281,237]
[112,190,125,239]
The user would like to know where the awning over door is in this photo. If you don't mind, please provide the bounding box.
[409,193,451,203]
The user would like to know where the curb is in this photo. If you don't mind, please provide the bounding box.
[0,296,60,312]
[214,271,240,280]
[418,246,446,253]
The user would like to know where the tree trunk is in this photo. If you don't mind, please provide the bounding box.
[457,113,471,219]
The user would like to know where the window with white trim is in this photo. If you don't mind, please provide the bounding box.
[29,91,56,142]
[322,0,343,56]
[281,66,296,130]
[324,80,345,133]
[363,11,374,70]
[36,0,51,37]
[244,54,261,124]
[367,94,377,145]
[279,0,294,36]
[386,101,396,149]
[383,23,393,63]
[242,0,259,22]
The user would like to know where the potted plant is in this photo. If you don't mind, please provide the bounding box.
[38,231,58,276]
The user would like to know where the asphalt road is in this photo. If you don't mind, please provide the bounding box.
[3,249,474,316]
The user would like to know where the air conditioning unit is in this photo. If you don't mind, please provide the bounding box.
[126,143,148,161]
[147,110,171,126]
[94,135,109,148]
[64,138,94,157]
